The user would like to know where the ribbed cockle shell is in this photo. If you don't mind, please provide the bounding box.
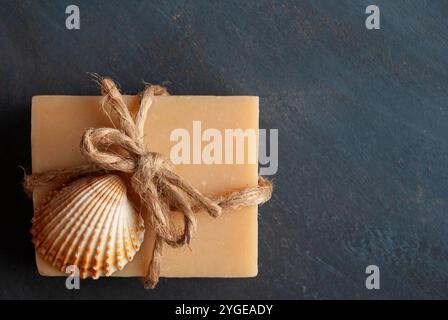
[31,174,145,279]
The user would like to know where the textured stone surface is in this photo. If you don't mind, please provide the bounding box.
[1,0,447,299]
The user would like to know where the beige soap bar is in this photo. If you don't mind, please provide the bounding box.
[32,95,259,278]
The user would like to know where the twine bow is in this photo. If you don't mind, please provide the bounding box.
[24,77,273,288]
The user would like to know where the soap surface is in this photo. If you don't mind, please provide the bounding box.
[31,95,259,278]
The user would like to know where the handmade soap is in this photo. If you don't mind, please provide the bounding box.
[31,95,259,278]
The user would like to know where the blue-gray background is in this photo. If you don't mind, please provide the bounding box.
[1,0,447,299]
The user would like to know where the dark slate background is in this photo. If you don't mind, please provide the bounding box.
[0,0,447,300]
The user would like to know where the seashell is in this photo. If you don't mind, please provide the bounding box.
[31,174,145,279]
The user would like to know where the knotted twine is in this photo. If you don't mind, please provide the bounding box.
[24,77,273,288]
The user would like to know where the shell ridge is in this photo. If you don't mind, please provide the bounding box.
[124,202,143,255]
[116,199,128,270]
[32,174,145,278]
[58,176,122,273]
[33,180,103,258]
[32,177,102,239]
[62,176,122,276]
[123,205,136,256]
[35,176,117,262]
[104,193,123,276]
[32,176,113,244]
[80,178,124,278]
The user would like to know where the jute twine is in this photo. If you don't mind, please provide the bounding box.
[24,77,273,288]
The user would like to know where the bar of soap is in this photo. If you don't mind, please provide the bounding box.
[31,95,259,278]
